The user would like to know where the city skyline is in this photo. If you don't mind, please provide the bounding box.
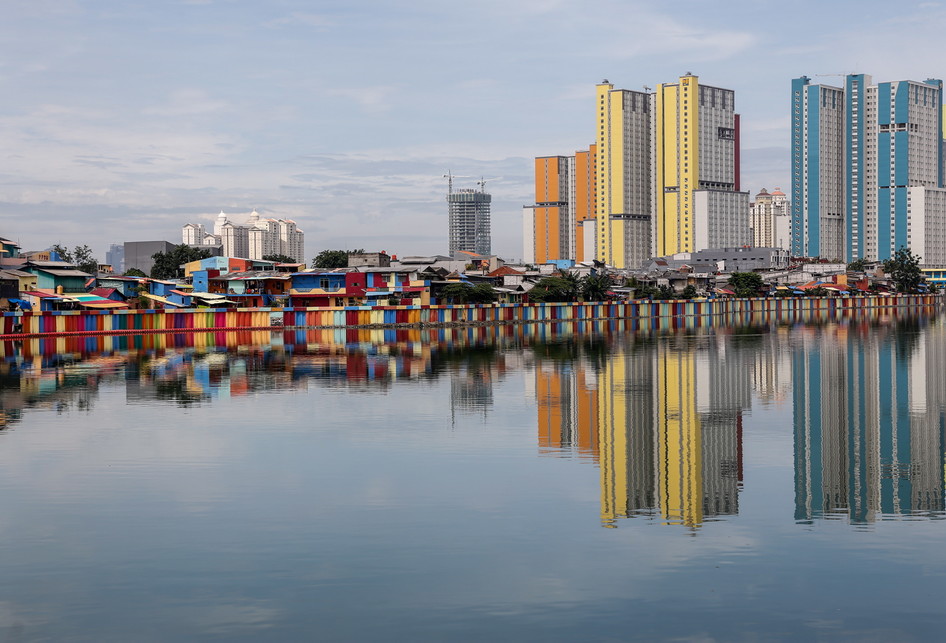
[3,1,946,262]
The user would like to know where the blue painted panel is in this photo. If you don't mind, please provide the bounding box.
[808,84,821,256]
[895,131,909,186]
[877,82,892,125]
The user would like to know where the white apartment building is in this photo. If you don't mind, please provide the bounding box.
[182,210,305,262]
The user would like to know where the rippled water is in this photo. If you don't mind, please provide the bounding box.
[2,316,945,641]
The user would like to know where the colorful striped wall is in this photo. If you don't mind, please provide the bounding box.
[0,295,941,339]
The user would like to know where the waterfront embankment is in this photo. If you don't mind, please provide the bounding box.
[0,294,941,340]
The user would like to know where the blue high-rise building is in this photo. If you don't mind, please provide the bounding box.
[792,74,946,264]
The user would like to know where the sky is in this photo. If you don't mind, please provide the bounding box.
[2,0,946,263]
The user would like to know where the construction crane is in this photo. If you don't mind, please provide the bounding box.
[443,170,473,196]
[476,176,501,193]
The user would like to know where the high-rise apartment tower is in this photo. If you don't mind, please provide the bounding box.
[792,74,946,263]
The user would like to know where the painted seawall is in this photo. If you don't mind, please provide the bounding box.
[1,294,941,339]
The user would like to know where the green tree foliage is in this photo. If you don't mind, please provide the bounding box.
[312,249,362,269]
[123,268,147,277]
[467,283,498,304]
[847,257,868,272]
[528,276,581,302]
[883,246,924,294]
[150,245,213,280]
[262,254,298,264]
[580,273,613,302]
[52,244,99,274]
[727,271,764,297]
[439,282,497,304]
[681,284,697,299]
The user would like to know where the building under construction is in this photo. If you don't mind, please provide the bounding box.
[448,184,491,256]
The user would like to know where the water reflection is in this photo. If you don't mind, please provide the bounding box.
[2,314,944,529]
[792,319,946,523]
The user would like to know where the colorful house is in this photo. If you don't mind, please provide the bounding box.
[140,279,193,309]
[0,237,20,259]
[208,271,291,307]
[22,261,94,293]
[94,275,144,299]
[183,256,278,278]
[356,268,431,305]
[288,272,368,307]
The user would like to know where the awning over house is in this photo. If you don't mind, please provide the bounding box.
[140,292,187,308]
[78,300,129,309]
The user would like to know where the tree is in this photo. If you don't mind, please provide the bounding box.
[580,273,613,302]
[262,254,297,264]
[440,282,474,304]
[728,271,764,298]
[681,284,697,299]
[52,243,99,274]
[123,268,147,277]
[847,257,868,272]
[467,283,497,304]
[883,246,924,293]
[439,282,497,304]
[312,249,352,269]
[150,244,213,280]
[528,276,580,302]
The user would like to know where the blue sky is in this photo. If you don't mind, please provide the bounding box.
[3,0,946,262]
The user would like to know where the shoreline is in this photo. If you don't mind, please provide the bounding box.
[2,294,941,341]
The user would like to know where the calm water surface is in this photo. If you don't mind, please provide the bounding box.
[1,318,945,641]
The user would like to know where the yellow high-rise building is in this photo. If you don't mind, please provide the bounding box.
[654,74,747,256]
[595,81,652,269]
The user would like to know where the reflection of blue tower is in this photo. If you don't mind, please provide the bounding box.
[794,328,945,523]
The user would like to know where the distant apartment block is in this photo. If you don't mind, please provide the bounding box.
[750,188,791,250]
[183,210,305,262]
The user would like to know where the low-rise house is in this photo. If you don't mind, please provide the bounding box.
[140,279,192,309]
[357,267,430,305]
[209,271,291,307]
[348,252,391,268]
[289,272,368,307]
[22,260,94,294]
[182,256,277,278]
[0,269,37,295]
[0,237,20,259]
[94,275,144,299]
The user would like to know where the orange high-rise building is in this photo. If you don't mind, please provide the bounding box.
[524,146,596,264]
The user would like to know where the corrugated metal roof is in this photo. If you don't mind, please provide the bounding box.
[38,269,94,277]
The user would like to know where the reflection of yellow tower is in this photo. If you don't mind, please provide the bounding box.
[656,345,702,527]
[598,350,655,526]
[599,354,629,526]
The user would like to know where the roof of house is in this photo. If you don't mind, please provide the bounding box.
[36,268,94,278]
[88,287,125,299]
[486,266,524,277]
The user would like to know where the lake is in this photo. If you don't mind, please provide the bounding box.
[1,315,945,641]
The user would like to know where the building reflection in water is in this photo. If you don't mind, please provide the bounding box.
[3,316,944,528]
[793,319,946,523]
[536,331,754,529]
